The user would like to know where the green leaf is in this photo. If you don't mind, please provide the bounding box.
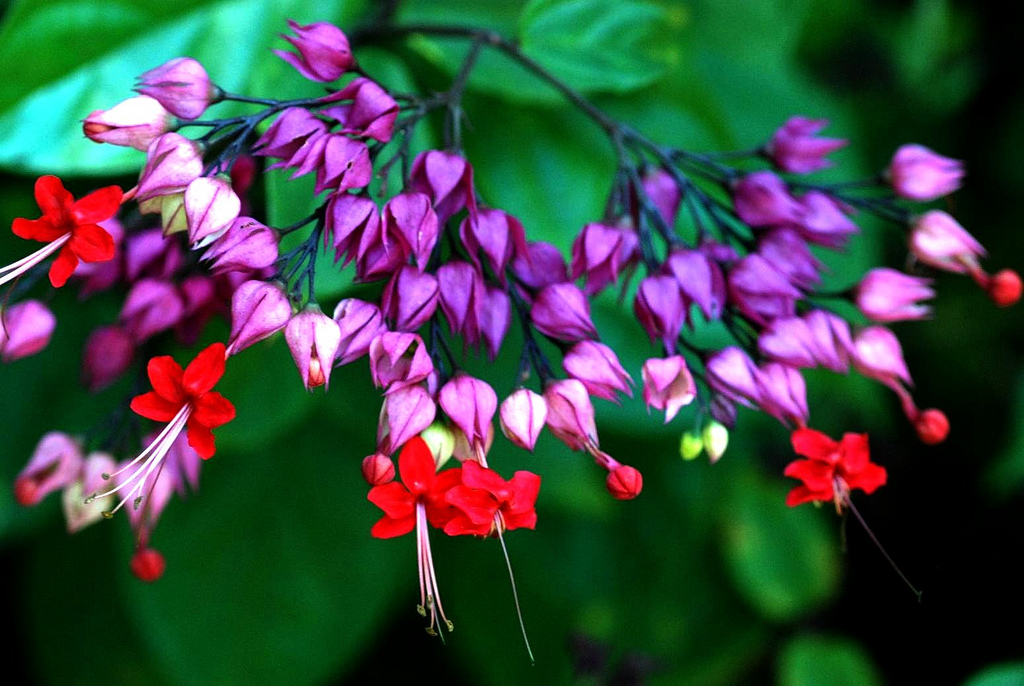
[720,471,840,622]
[963,662,1024,686]
[777,634,883,686]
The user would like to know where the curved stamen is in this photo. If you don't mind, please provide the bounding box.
[0,235,70,285]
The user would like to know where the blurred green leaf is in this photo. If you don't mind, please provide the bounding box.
[777,634,883,686]
[984,371,1024,500]
[963,662,1024,686]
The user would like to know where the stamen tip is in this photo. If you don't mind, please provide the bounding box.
[101,473,111,480]
[101,511,114,519]
[416,604,427,617]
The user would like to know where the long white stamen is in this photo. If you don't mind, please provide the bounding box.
[495,521,535,664]
[0,235,70,285]
[419,505,453,634]
[416,504,428,616]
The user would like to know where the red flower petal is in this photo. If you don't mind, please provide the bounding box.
[397,436,436,497]
[367,481,416,520]
[186,419,217,459]
[147,356,185,403]
[506,471,541,514]
[130,391,181,422]
[69,223,115,263]
[838,433,871,473]
[11,218,64,242]
[70,185,123,224]
[460,460,510,498]
[785,484,831,507]
[182,342,227,397]
[783,458,834,492]
[191,391,236,429]
[791,427,840,463]
[502,510,538,531]
[424,468,462,527]
[443,513,493,537]
[371,514,416,539]
[48,244,79,288]
[845,462,887,495]
[34,176,73,222]
[446,485,498,525]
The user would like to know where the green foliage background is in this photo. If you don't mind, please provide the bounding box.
[0,0,1021,684]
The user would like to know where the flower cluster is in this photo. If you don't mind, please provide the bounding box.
[4,18,1018,635]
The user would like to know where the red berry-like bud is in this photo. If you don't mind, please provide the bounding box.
[361,454,395,486]
[130,548,166,582]
[915,409,949,445]
[606,465,643,500]
[987,269,1022,307]
[13,478,38,507]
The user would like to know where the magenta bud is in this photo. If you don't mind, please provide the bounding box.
[315,135,372,194]
[706,346,763,408]
[326,192,380,265]
[285,306,342,390]
[852,326,912,388]
[633,275,686,352]
[184,176,241,247]
[368,332,433,393]
[909,210,986,275]
[531,283,598,342]
[888,144,964,202]
[570,222,639,295]
[382,193,439,272]
[362,454,395,486]
[125,228,182,282]
[766,116,847,174]
[203,217,279,274]
[322,77,399,143]
[459,208,526,280]
[732,171,802,227]
[14,433,83,507]
[665,249,726,321]
[175,275,218,346]
[727,254,800,325]
[378,385,437,454]
[856,268,935,323]
[642,168,681,228]
[606,465,643,500]
[436,261,483,338]
[512,241,570,291]
[641,356,696,423]
[136,133,204,201]
[254,108,328,165]
[499,389,548,451]
[227,280,293,355]
[544,378,598,451]
[381,265,440,332]
[479,286,511,360]
[0,300,56,363]
[439,373,498,448]
[408,150,476,224]
[332,298,385,365]
[756,362,808,426]
[803,310,853,373]
[82,326,134,392]
[83,96,173,150]
[274,20,353,82]
[757,228,822,290]
[119,278,186,342]
[135,57,218,120]
[562,341,633,402]
[75,218,125,297]
[794,191,859,249]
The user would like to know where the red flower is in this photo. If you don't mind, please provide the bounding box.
[11,175,123,287]
[444,460,541,536]
[367,436,461,538]
[783,428,887,509]
[130,342,236,459]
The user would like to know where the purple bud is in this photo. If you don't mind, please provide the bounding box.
[322,77,399,143]
[732,171,802,227]
[710,394,737,428]
[758,317,817,369]
[757,228,822,290]
[633,275,686,352]
[544,379,598,451]
[254,108,328,165]
[562,341,633,402]
[727,254,800,325]
[888,144,964,202]
[119,279,185,342]
[855,268,935,323]
[499,389,548,451]
[531,283,598,342]
[135,57,217,120]
[641,356,696,423]
[436,261,484,339]
[83,96,172,150]
[203,217,279,274]
[0,300,56,363]
[802,310,853,373]
[706,346,762,408]
[136,133,204,202]
[227,280,293,355]
[381,265,439,332]
[378,385,437,454]
[459,208,527,280]
[184,176,241,247]
[368,331,433,393]
[382,192,438,272]
[314,135,372,194]
[125,228,182,282]
[794,191,859,249]
[285,306,343,390]
[766,116,847,174]
[511,241,569,290]
[332,298,386,365]
[326,192,380,265]
[439,373,497,448]
[852,326,911,388]
[756,362,808,426]
[165,433,201,495]
[479,287,511,360]
[175,275,219,346]
[642,168,681,228]
[273,20,353,82]
[408,150,476,224]
[909,210,985,275]
[14,433,83,507]
[665,249,725,321]
[76,218,125,297]
[82,326,134,392]
[570,222,639,295]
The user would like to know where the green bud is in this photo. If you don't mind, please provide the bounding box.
[420,422,456,469]
[679,431,704,460]
[701,421,729,464]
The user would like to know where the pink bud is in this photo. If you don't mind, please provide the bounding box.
[326,193,380,265]
[361,454,395,486]
[606,465,643,500]
[83,96,173,150]
[642,168,681,228]
[314,135,372,194]
[82,326,134,392]
[0,300,56,362]
[14,433,83,507]
[119,279,186,342]
[175,275,219,346]
[852,326,911,388]
[409,150,476,224]
[185,176,241,247]
[732,171,802,227]
[755,362,808,427]
[203,217,279,274]
[436,261,484,338]
[544,379,598,451]
[757,228,822,290]
[499,389,548,451]
[136,57,218,120]
[378,385,437,454]
[322,77,399,143]
[368,332,433,392]
[766,116,847,174]
[439,374,497,448]
[633,275,686,352]
[531,283,598,342]
[727,254,800,325]
[479,286,511,360]
[332,299,386,365]
[285,306,342,390]
[382,192,439,272]
[706,347,763,408]
[254,108,328,165]
[274,20,353,82]
[511,241,569,290]
[459,209,527,280]
[124,228,182,282]
[794,191,859,249]
[888,144,964,202]
[381,266,439,332]
[665,249,726,321]
[227,280,293,355]
[909,210,985,275]
[641,356,696,423]
[563,341,633,401]
[570,223,639,295]
[136,133,204,201]
[855,268,934,322]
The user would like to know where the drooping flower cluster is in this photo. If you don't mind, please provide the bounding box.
[4,17,1019,637]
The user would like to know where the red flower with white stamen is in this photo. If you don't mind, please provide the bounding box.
[4,176,122,288]
[783,428,887,511]
[444,460,540,537]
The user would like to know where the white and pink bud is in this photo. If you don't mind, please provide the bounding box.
[184,175,241,247]
[332,299,386,365]
[285,306,342,390]
[888,144,963,202]
[641,356,696,423]
[136,58,218,120]
[62,452,117,533]
[543,379,598,452]
[0,300,56,363]
[227,280,293,355]
[855,268,935,323]
[368,332,433,393]
[377,385,437,454]
[14,433,84,507]
[135,133,205,202]
[563,341,633,402]
[83,96,173,150]
[203,217,279,274]
[499,389,548,451]
[438,374,497,449]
